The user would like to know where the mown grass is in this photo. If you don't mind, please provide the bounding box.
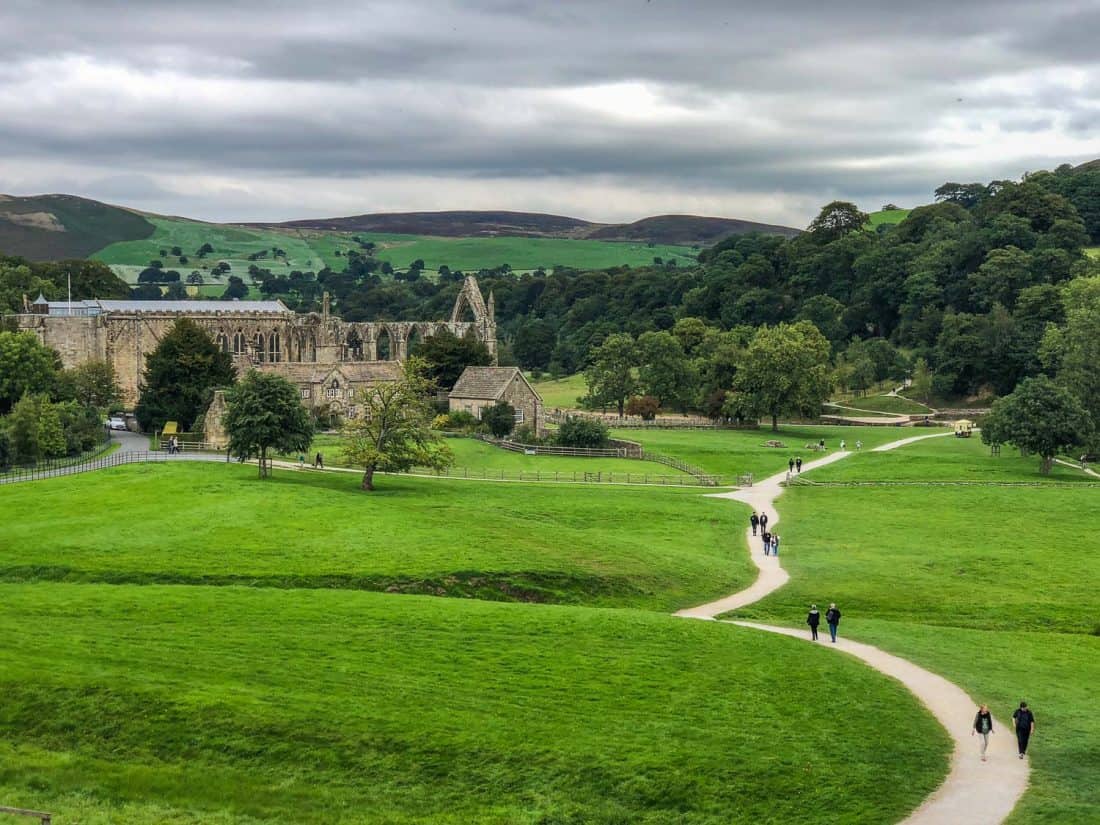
[837,394,931,415]
[528,372,588,409]
[0,463,740,610]
[865,208,910,227]
[804,433,1094,484]
[289,433,688,477]
[0,585,948,825]
[610,424,930,479]
[730,471,1100,823]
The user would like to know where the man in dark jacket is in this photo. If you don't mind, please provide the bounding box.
[760,512,769,533]
[806,605,820,640]
[1012,702,1036,758]
[796,457,803,472]
[761,530,772,556]
[750,512,760,536]
[825,603,842,643]
[788,457,795,473]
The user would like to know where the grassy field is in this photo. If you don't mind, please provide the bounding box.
[288,433,691,478]
[729,444,1100,823]
[92,216,699,284]
[866,208,911,227]
[804,433,1094,484]
[836,394,932,415]
[610,424,932,479]
[0,462,736,610]
[528,372,588,409]
[1085,246,1099,259]
[0,583,947,825]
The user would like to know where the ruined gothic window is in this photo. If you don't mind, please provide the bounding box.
[233,330,245,355]
[254,333,266,363]
[215,333,229,353]
[269,331,280,363]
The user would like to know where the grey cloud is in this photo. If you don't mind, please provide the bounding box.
[0,0,1096,224]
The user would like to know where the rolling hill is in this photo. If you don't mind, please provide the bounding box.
[0,194,154,260]
[256,210,801,245]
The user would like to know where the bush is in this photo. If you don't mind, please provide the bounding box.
[482,402,516,438]
[431,414,450,430]
[447,410,479,430]
[625,395,660,420]
[555,416,609,448]
[512,424,539,444]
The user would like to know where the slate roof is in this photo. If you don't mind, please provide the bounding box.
[450,366,541,401]
[259,361,402,383]
[95,299,290,314]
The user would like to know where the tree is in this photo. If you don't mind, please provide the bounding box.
[555,416,609,448]
[222,276,249,300]
[55,360,121,410]
[223,371,314,478]
[187,271,204,285]
[512,319,557,370]
[637,330,694,410]
[583,333,638,416]
[419,329,492,390]
[910,357,933,404]
[0,331,59,414]
[807,201,869,243]
[625,395,660,420]
[981,375,1092,474]
[135,318,236,432]
[342,358,453,491]
[8,394,65,462]
[1041,276,1100,446]
[730,321,832,431]
[481,401,516,438]
[934,182,988,208]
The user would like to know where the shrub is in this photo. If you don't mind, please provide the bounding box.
[447,410,479,430]
[625,395,660,420]
[482,402,516,438]
[431,414,451,430]
[555,416,609,448]
[513,424,538,444]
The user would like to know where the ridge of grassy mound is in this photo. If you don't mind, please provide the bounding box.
[0,193,154,260]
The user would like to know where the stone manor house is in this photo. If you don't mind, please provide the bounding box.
[14,276,498,419]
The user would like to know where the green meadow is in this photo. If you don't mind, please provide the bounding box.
[92,215,698,284]
[528,372,588,409]
[0,463,735,610]
[836,394,932,415]
[0,461,953,824]
[730,437,1100,823]
[610,424,927,479]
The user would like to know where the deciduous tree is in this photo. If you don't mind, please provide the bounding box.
[583,333,638,416]
[224,371,314,478]
[981,375,1092,474]
[0,331,59,414]
[342,358,453,491]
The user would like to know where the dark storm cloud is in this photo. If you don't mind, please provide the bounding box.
[0,0,1096,223]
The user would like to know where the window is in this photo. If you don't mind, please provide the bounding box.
[347,388,355,399]
[269,331,281,363]
[300,388,311,399]
[513,408,525,424]
[326,379,340,400]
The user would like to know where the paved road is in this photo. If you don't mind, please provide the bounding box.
[676,431,1032,825]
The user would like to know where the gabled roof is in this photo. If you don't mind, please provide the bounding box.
[449,366,542,402]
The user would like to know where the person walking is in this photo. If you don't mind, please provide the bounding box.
[761,530,772,556]
[750,512,760,536]
[771,534,780,556]
[760,512,769,533]
[795,457,803,473]
[298,453,306,469]
[972,704,994,761]
[856,440,863,451]
[1012,702,1036,758]
[315,452,324,470]
[840,439,846,450]
[789,457,795,474]
[825,603,841,642]
[806,605,821,641]
[819,438,826,451]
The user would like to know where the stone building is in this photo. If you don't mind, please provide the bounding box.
[13,276,497,409]
[449,366,544,435]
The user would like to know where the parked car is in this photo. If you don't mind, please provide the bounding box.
[107,416,128,431]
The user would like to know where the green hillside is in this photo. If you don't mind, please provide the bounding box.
[0,194,154,260]
[866,207,911,227]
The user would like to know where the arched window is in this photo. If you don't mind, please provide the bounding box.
[326,379,340,400]
[406,326,422,358]
[215,332,229,353]
[233,330,246,355]
[269,331,280,363]
[255,333,266,363]
[346,329,363,361]
[376,327,392,360]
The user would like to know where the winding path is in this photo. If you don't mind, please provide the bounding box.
[676,432,1031,825]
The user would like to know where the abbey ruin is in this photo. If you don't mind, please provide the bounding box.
[14,275,497,413]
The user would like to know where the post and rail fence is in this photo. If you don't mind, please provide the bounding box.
[0,804,52,824]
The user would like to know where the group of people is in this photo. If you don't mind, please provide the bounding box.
[972,702,1037,761]
[749,512,780,555]
[165,435,181,454]
[298,452,325,469]
[806,603,842,642]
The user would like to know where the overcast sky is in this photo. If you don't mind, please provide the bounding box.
[1,0,1097,226]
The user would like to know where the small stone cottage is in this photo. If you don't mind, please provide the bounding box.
[449,367,544,436]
